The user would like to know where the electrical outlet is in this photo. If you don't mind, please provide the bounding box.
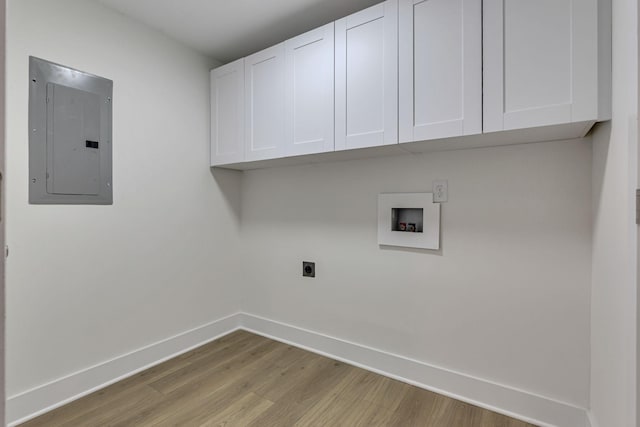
[302,261,315,278]
[433,180,448,203]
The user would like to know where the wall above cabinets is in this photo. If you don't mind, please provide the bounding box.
[211,0,610,170]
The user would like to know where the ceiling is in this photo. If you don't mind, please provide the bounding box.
[98,0,382,63]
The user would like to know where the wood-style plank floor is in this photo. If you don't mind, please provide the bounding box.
[21,330,537,427]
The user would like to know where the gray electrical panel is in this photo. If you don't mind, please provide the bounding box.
[29,57,113,204]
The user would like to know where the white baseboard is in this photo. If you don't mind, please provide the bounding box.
[240,313,590,427]
[7,313,242,426]
[8,311,590,427]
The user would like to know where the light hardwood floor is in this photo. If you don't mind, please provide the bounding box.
[21,330,537,426]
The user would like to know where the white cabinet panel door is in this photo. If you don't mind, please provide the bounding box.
[335,0,398,151]
[210,59,244,166]
[483,0,600,132]
[285,23,335,156]
[399,0,481,143]
[245,43,286,161]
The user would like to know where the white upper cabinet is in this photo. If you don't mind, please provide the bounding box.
[245,43,286,161]
[285,23,335,157]
[399,0,481,143]
[483,0,611,132]
[210,59,244,166]
[335,0,398,151]
[210,0,610,169]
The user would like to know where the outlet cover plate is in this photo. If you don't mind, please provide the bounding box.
[302,261,315,278]
[432,180,448,203]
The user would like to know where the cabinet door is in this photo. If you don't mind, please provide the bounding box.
[399,0,481,143]
[483,0,599,132]
[285,23,335,156]
[335,0,398,151]
[210,59,244,166]
[245,43,286,161]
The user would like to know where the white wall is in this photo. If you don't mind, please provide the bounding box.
[6,0,242,402]
[241,139,593,409]
[7,0,631,425]
[0,0,6,424]
[590,0,638,424]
